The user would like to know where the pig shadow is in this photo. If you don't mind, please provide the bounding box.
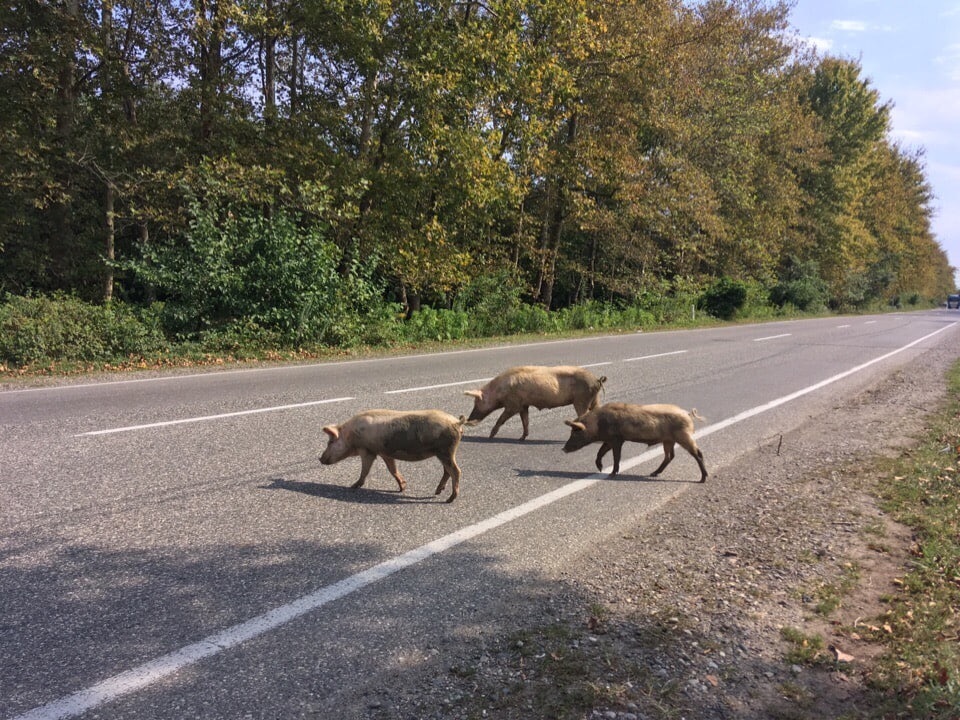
[461,436,563,446]
[514,467,693,483]
[260,478,445,504]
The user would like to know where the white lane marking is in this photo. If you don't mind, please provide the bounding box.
[753,333,792,342]
[689,322,956,444]
[837,324,851,329]
[76,398,354,437]
[623,350,688,362]
[385,364,612,395]
[865,320,877,324]
[385,378,492,395]
[0,334,639,395]
[12,322,957,720]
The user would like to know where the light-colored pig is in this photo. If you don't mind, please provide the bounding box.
[562,402,707,482]
[319,409,465,502]
[464,365,606,440]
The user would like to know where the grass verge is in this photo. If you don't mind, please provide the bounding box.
[867,360,960,717]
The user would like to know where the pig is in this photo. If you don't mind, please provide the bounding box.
[562,402,707,482]
[319,409,466,502]
[464,365,606,440]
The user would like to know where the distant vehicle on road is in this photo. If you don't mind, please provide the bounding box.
[948,294,960,309]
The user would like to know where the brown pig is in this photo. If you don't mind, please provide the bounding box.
[319,409,466,502]
[464,365,606,440]
[562,402,707,482]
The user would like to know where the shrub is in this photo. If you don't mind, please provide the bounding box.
[770,257,829,312]
[453,271,525,336]
[402,307,470,342]
[699,277,748,320]
[0,293,167,366]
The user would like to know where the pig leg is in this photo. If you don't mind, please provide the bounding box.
[650,441,675,477]
[380,455,407,492]
[489,408,517,438]
[434,453,461,503]
[519,406,530,440]
[352,450,377,489]
[610,441,625,476]
[676,433,708,482]
[595,442,612,471]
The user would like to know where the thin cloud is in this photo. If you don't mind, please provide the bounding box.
[831,19,867,32]
[936,43,960,81]
[830,19,894,33]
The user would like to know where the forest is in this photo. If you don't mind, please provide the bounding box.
[1,0,956,365]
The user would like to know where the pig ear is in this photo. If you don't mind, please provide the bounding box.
[565,420,586,431]
[464,390,483,399]
[322,425,340,440]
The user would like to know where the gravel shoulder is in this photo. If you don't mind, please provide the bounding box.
[368,331,959,720]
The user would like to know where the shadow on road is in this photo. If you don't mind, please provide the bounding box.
[260,477,443,505]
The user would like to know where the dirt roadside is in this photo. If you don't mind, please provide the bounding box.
[366,328,960,720]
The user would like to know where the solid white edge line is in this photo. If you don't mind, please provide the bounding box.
[11,321,956,720]
[76,398,355,437]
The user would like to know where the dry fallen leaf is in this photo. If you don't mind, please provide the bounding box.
[829,645,855,663]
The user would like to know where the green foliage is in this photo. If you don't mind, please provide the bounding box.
[770,257,829,311]
[127,199,384,346]
[0,294,166,366]
[699,277,749,320]
[401,307,471,343]
[453,271,526,336]
[0,0,954,335]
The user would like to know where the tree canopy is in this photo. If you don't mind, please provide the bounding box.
[0,0,954,334]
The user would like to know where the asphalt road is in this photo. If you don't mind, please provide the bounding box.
[2,311,959,720]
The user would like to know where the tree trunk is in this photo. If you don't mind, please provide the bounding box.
[263,0,276,124]
[103,182,115,302]
[289,33,300,112]
[197,0,223,148]
[51,0,80,285]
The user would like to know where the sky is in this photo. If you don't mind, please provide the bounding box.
[785,0,960,287]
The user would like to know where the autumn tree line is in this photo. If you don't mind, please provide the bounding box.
[1,0,955,361]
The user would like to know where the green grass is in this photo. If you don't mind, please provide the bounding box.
[867,361,960,717]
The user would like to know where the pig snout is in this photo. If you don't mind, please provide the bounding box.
[319,437,350,465]
[466,404,488,423]
[562,431,591,453]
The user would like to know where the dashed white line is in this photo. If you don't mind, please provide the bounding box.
[753,333,792,342]
[623,350,688,362]
[76,398,354,437]
[23,323,955,720]
[385,378,492,395]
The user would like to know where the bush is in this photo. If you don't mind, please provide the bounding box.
[453,271,525,336]
[0,294,167,366]
[699,277,748,320]
[402,307,470,342]
[770,257,829,312]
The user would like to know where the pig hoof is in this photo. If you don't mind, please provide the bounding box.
[445,495,457,503]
